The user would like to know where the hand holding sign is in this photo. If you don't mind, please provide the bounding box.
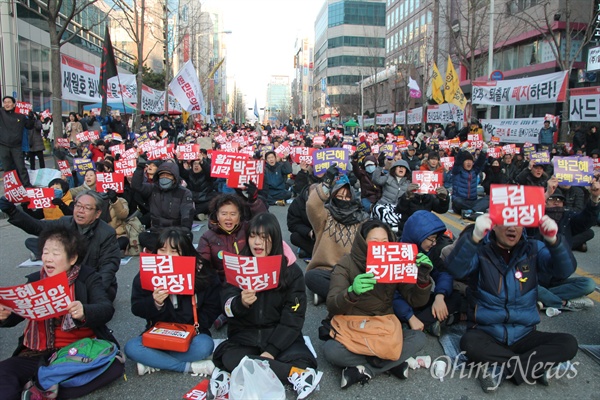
[539,215,558,245]
[349,273,377,295]
[489,184,545,227]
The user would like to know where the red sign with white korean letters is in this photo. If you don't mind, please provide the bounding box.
[0,273,72,320]
[15,101,33,115]
[96,173,125,193]
[222,252,281,292]
[139,254,196,295]
[412,171,443,194]
[227,159,265,189]
[183,379,209,400]
[146,144,174,160]
[75,130,100,143]
[3,170,28,203]
[57,160,72,177]
[365,243,418,284]
[114,159,137,177]
[489,184,545,227]
[290,147,314,164]
[440,157,454,170]
[177,144,201,160]
[26,188,55,209]
[209,151,249,178]
[56,138,70,149]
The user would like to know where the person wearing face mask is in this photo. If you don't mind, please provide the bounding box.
[131,158,195,253]
[481,158,508,196]
[351,155,382,212]
[304,167,368,304]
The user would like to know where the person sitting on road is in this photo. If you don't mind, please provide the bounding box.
[445,213,578,392]
[395,181,449,235]
[451,143,489,215]
[264,151,293,206]
[515,159,549,188]
[351,154,382,213]
[0,191,121,301]
[125,227,221,376]
[304,168,368,304]
[286,186,316,261]
[372,159,411,206]
[393,211,461,337]
[131,158,195,253]
[178,154,215,221]
[323,219,431,388]
[212,213,323,400]
[0,227,122,400]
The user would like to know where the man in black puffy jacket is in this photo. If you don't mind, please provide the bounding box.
[0,96,35,187]
[132,159,194,252]
[178,156,215,220]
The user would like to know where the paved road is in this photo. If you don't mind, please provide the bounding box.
[1,204,600,400]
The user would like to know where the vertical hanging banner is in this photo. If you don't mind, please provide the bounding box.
[169,61,205,113]
[472,71,569,105]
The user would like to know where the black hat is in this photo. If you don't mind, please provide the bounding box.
[548,188,565,201]
[69,142,78,149]
[462,151,474,162]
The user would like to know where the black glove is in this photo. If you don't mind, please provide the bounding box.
[106,189,118,203]
[244,181,258,203]
[322,164,339,188]
[137,153,147,168]
[51,198,64,206]
[0,196,17,216]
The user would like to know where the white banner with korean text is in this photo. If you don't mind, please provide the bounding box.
[570,87,600,122]
[426,103,465,124]
[168,61,205,113]
[472,71,568,106]
[481,118,546,144]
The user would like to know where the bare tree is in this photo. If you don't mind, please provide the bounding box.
[26,0,107,142]
[506,1,600,140]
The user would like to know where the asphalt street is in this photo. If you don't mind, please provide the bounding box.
[1,203,600,400]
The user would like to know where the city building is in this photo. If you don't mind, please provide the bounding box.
[292,37,314,127]
[265,75,291,126]
[312,0,387,125]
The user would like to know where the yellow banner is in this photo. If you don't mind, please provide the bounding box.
[208,58,225,79]
[444,56,467,110]
[431,63,445,105]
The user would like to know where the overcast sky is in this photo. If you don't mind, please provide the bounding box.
[205,0,325,106]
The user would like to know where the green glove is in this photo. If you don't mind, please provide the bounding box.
[348,273,377,295]
[416,253,433,285]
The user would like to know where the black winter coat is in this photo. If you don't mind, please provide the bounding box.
[287,187,312,237]
[7,212,121,295]
[179,159,215,203]
[221,262,307,358]
[130,270,221,336]
[0,108,34,147]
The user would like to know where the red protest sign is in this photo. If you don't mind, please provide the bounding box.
[57,160,72,177]
[147,144,175,160]
[440,157,454,169]
[467,133,483,149]
[228,159,265,189]
[210,151,249,178]
[365,242,418,284]
[222,252,282,292]
[96,173,125,193]
[274,141,291,158]
[183,379,209,400]
[109,144,125,157]
[290,147,313,164]
[26,188,55,209]
[0,272,72,320]
[15,101,33,115]
[412,171,443,194]
[176,144,201,160]
[139,253,196,295]
[114,159,137,177]
[313,136,325,146]
[3,170,28,203]
[76,130,100,143]
[120,147,138,161]
[56,138,70,149]
[489,184,545,227]
[488,147,503,159]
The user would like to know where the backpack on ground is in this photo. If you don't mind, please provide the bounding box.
[36,338,123,390]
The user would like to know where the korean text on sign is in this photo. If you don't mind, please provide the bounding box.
[96,173,125,193]
[0,272,72,321]
[3,170,28,203]
[222,252,281,292]
[57,160,72,177]
[114,159,137,177]
[227,159,265,189]
[365,243,418,284]
[183,380,209,400]
[552,156,595,186]
[139,254,196,295]
[209,151,249,178]
[290,147,314,164]
[489,184,545,227]
[177,144,201,161]
[412,171,443,194]
[312,148,349,177]
[26,188,55,209]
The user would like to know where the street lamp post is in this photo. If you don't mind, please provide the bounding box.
[356,72,364,131]
[486,0,494,120]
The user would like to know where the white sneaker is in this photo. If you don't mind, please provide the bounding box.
[190,360,215,376]
[564,296,594,311]
[210,368,230,400]
[196,213,207,221]
[288,368,323,400]
[137,362,160,376]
